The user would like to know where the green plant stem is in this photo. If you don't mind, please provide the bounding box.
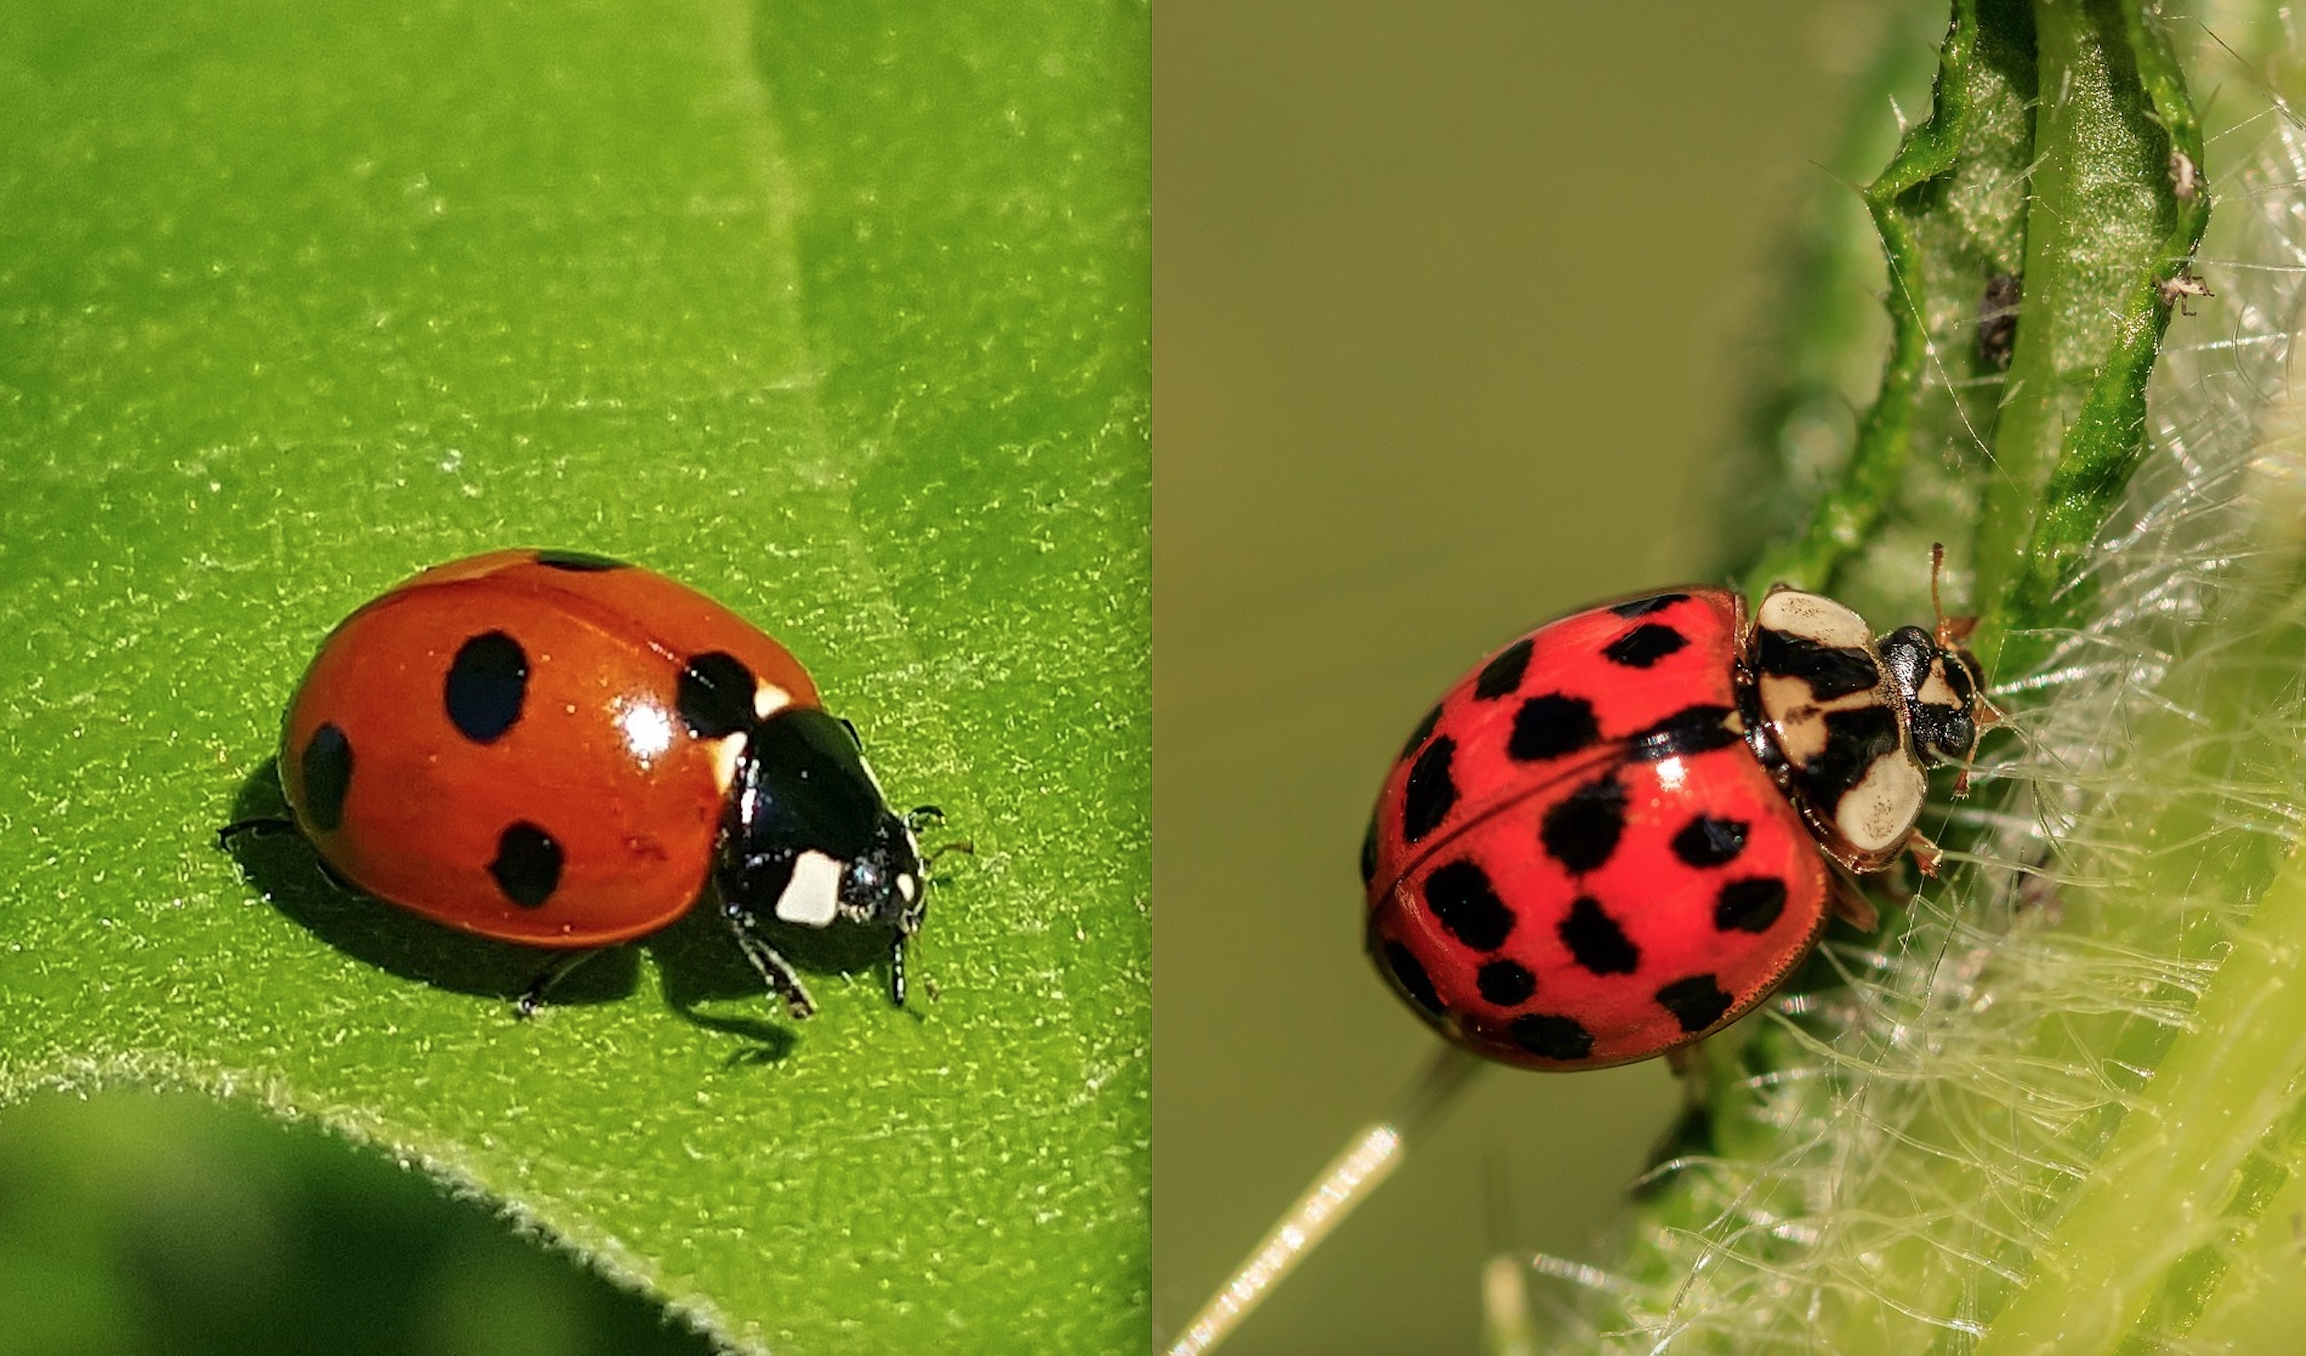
[1971,0,2205,671]
[1749,0,1984,597]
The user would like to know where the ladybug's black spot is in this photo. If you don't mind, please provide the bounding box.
[1423,859,1515,951]
[1508,1013,1594,1062]
[1672,816,1749,868]
[678,651,758,739]
[1509,693,1600,763]
[1473,637,1534,701]
[490,821,563,908]
[1401,736,1459,844]
[1656,974,1735,1034]
[1558,896,1640,975]
[444,631,529,744]
[1383,942,1446,1017]
[533,549,628,572]
[1476,959,1536,1007]
[1604,623,1688,669]
[1359,816,1379,887]
[1609,593,1688,619]
[1625,705,1742,761]
[1399,703,1444,762]
[300,723,354,832]
[1714,877,1788,933]
[1541,775,1626,875]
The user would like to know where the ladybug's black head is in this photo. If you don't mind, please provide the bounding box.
[1879,625,1984,767]
[836,807,929,1005]
[719,707,929,1009]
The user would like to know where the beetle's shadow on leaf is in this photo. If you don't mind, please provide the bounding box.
[221,759,642,1009]
[220,758,897,1065]
[650,896,908,1067]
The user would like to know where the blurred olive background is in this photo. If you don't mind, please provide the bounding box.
[1155,4,1929,1353]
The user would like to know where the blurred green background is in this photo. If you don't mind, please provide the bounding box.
[0,1093,711,1356]
[1154,3,1928,1352]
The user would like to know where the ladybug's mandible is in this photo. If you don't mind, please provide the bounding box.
[1363,582,1985,1069]
[226,548,937,1018]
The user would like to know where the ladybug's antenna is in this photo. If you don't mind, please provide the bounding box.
[1165,1043,1487,1355]
[1929,541,1947,623]
[1929,542,1979,649]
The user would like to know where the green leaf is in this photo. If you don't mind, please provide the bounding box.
[0,2,1148,1353]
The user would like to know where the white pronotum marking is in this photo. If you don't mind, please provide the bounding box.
[1837,753,1925,854]
[775,850,844,927]
[1756,590,1875,649]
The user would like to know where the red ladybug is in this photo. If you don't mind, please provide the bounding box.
[224,548,937,1018]
[1363,583,1985,1069]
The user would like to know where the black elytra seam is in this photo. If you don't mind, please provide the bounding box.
[1603,623,1687,669]
[1655,974,1734,1034]
[444,630,529,744]
[1609,593,1689,619]
[1540,775,1627,874]
[532,549,629,572]
[1508,1012,1594,1061]
[1422,859,1516,951]
[1399,703,1445,762]
[300,723,354,832]
[490,821,564,908]
[1714,877,1788,933]
[1671,815,1749,868]
[1476,959,1536,1006]
[677,651,759,740]
[1508,693,1600,762]
[1383,942,1446,1016]
[1473,637,1534,701]
[1558,896,1641,975]
[1400,736,1459,844]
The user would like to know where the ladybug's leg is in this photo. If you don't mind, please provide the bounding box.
[1827,868,1880,932]
[515,949,608,1019]
[215,816,298,850]
[723,908,818,1019]
[1902,828,1945,879]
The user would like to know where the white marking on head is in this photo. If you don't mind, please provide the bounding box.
[897,873,918,904]
[1756,590,1874,650]
[775,850,844,927]
[753,683,793,720]
[1837,755,1925,854]
[1917,660,1959,709]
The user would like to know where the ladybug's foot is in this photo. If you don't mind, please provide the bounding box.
[515,948,608,1018]
[216,816,297,850]
[925,839,977,871]
[725,915,818,1019]
[1904,830,1945,879]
